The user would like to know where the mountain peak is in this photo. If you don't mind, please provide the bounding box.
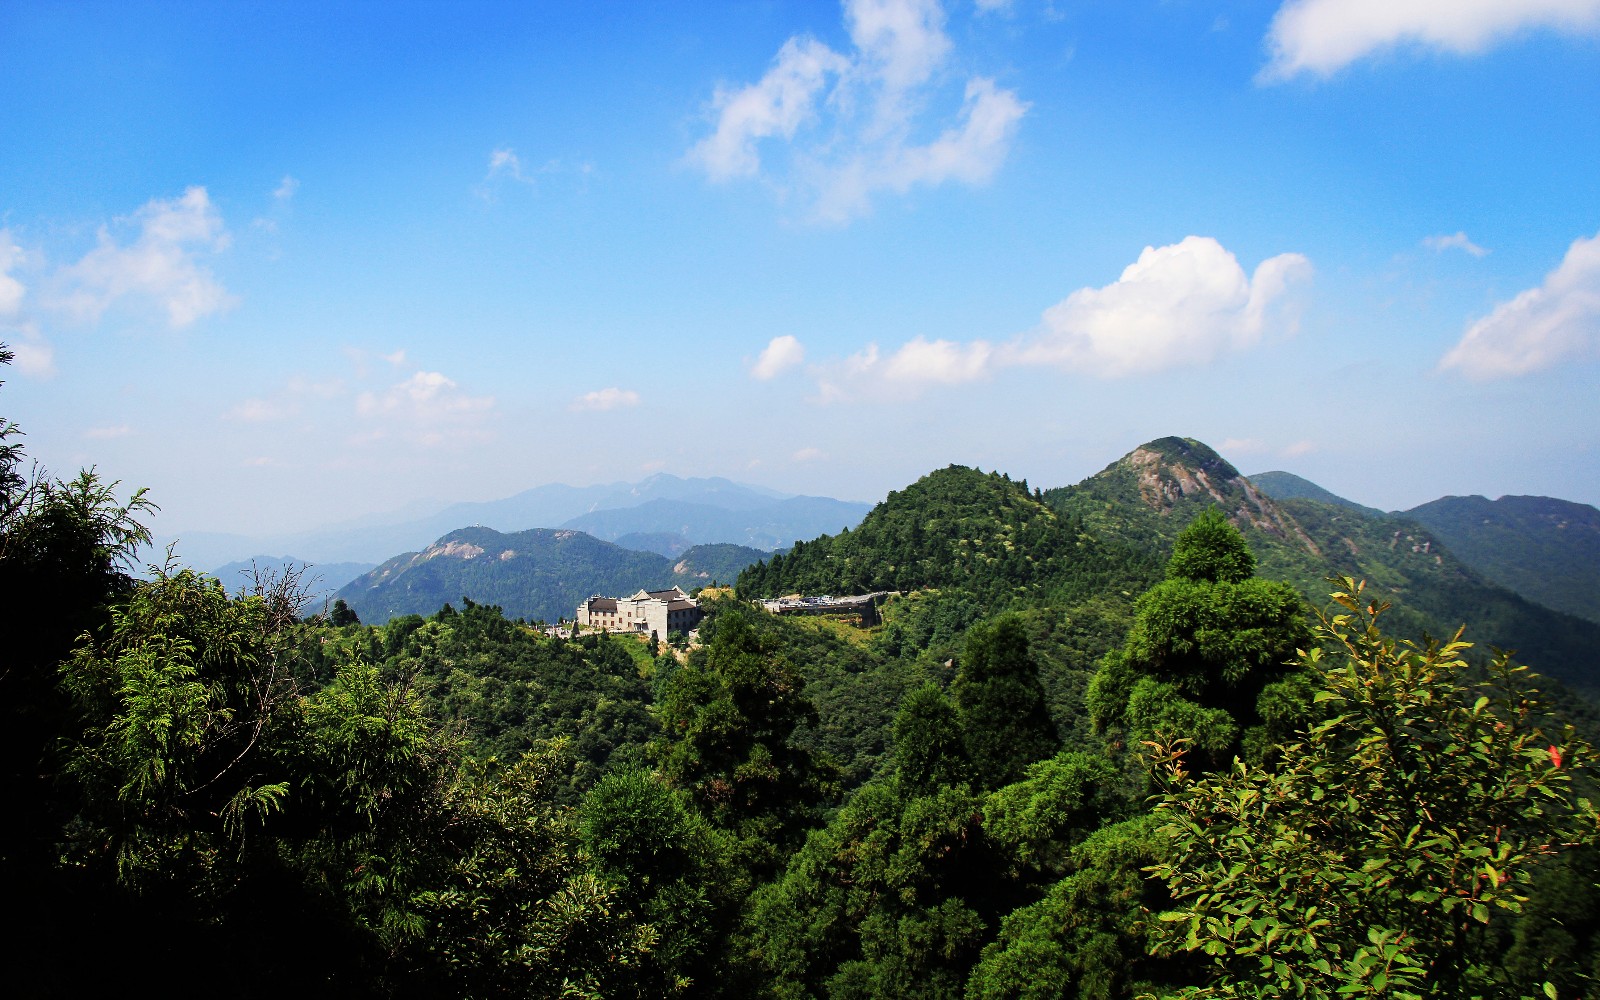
[1067,436,1318,554]
[1118,437,1249,512]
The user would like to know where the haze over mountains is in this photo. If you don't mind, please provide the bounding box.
[164,474,871,579]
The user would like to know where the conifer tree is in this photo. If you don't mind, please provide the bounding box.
[954,614,1059,789]
[1087,508,1310,769]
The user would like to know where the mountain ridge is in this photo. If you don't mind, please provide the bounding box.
[335,526,765,624]
[158,473,870,569]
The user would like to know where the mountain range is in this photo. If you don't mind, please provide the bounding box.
[738,436,1600,697]
[161,474,871,576]
[1249,470,1600,627]
[192,438,1600,702]
[334,529,766,625]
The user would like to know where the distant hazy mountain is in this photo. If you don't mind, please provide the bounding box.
[159,474,867,569]
[562,495,872,552]
[209,556,376,595]
[335,527,766,624]
[1247,470,1385,518]
[1402,495,1600,626]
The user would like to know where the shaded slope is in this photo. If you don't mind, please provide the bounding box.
[1403,494,1600,626]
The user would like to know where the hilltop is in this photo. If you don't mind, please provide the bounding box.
[1047,438,1600,695]
[737,465,1159,609]
[336,527,764,624]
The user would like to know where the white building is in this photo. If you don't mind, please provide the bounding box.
[577,586,702,636]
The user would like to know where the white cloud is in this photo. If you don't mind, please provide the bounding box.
[688,37,849,181]
[1007,236,1312,377]
[84,424,133,440]
[571,386,641,412]
[813,76,1028,223]
[792,446,827,462]
[752,335,807,379]
[1283,440,1317,457]
[0,234,54,377]
[274,175,299,201]
[53,186,236,328]
[1262,0,1600,81]
[355,370,496,445]
[883,335,993,383]
[486,147,530,183]
[1439,228,1600,379]
[687,0,1027,222]
[1423,231,1490,257]
[811,236,1311,400]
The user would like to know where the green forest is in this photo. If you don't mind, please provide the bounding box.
[6,345,1600,999]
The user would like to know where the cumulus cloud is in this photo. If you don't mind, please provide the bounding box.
[1439,228,1600,379]
[1283,440,1317,457]
[571,386,642,412]
[274,175,299,201]
[792,446,827,462]
[812,236,1311,400]
[686,0,1028,222]
[53,186,236,328]
[1007,236,1312,377]
[1423,231,1490,257]
[752,335,807,379]
[1262,0,1600,81]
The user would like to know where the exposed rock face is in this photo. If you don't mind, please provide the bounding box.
[422,540,486,561]
[1121,438,1320,557]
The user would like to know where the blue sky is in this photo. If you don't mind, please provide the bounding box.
[3,0,1598,541]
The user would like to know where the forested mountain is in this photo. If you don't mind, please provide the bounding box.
[1245,469,1385,517]
[335,526,765,624]
[736,465,1161,610]
[1249,473,1600,627]
[1403,494,1600,626]
[1046,437,1600,696]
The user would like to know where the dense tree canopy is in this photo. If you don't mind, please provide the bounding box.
[1088,509,1312,769]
